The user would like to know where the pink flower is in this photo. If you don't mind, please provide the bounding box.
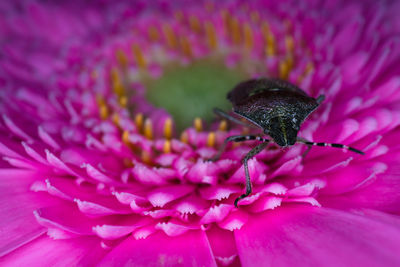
[1,0,400,266]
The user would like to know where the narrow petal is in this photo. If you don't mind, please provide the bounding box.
[98,231,217,266]
[235,206,400,267]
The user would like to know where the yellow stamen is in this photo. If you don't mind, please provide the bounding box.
[174,10,184,22]
[123,158,134,167]
[243,23,253,50]
[91,70,98,79]
[221,9,230,35]
[279,60,289,80]
[163,118,173,139]
[163,24,177,48]
[141,150,152,164]
[111,68,125,97]
[132,44,147,69]
[180,36,192,58]
[99,105,109,120]
[135,113,144,131]
[163,140,171,153]
[194,117,203,132]
[189,15,201,33]
[205,1,214,12]
[97,96,109,120]
[230,17,241,44]
[205,21,217,49]
[207,132,216,147]
[250,11,260,23]
[297,61,314,83]
[265,34,276,56]
[119,96,128,108]
[218,120,228,131]
[284,19,293,32]
[262,22,276,56]
[180,131,189,143]
[285,35,295,54]
[148,26,159,41]
[116,50,128,69]
[144,118,153,139]
[112,113,120,126]
[122,130,130,146]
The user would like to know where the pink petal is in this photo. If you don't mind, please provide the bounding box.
[206,226,240,266]
[98,231,217,266]
[147,184,194,208]
[0,235,106,266]
[235,206,400,266]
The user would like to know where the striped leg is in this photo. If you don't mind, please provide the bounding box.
[208,135,270,162]
[234,142,269,208]
[297,139,364,155]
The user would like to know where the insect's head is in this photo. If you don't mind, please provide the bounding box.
[266,116,299,147]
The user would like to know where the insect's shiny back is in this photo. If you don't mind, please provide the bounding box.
[227,78,320,146]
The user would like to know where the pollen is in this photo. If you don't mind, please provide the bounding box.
[99,105,109,120]
[141,150,152,164]
[218,120,228,131]
[112,113,120,126]
[230,16,241,44]
[189,15,202,33]
[163,24,177,49]
[243,23,253,50]
[180,36,192,58]
[297,61,314,83]
[279,57,293,80]
[163,117,173,139]
[262,22,276,56]
[250,11,260,23]
[174,10,184,22]
[148,26,159,42]
[207,132,216,147]
[97,96,109,120]
[205,21,217,49]
[135,113,144,132]
[111,68,125,97]
[180,131,189,144]
[122,130,130,146]
[119,96,128,108]
[285,35,295,54]
[144,118,153,139]
[132,44,147,69]
[116,49,129,69]
[194,117,203,132]
[163,140,171,153]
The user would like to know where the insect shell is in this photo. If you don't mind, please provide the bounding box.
[214,78,364,207]
[227,78,323,147]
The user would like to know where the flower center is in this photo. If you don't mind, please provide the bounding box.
[145,59,247,130]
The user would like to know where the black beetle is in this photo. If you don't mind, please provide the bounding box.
[209,78,364,207]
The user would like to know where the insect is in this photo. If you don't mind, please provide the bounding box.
[209,78,364,208]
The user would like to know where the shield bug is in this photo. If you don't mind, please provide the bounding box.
[209,78,364,207]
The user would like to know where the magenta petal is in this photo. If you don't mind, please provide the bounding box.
[235,206,400,267]
[0,235,106,266]
[98,231,217,266]
[147,184,194,208]
[206,226,240,266]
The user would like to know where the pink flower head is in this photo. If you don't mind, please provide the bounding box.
[1,0,400,266]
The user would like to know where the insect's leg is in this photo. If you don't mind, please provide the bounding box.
[234,142,269,208]
[213,108,258,129]
[208,135,269,162]
[297,139,365,155]
[316,95,325,105]
[297,137,312,160]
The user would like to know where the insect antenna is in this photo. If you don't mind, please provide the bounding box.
[297,139,364,155]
